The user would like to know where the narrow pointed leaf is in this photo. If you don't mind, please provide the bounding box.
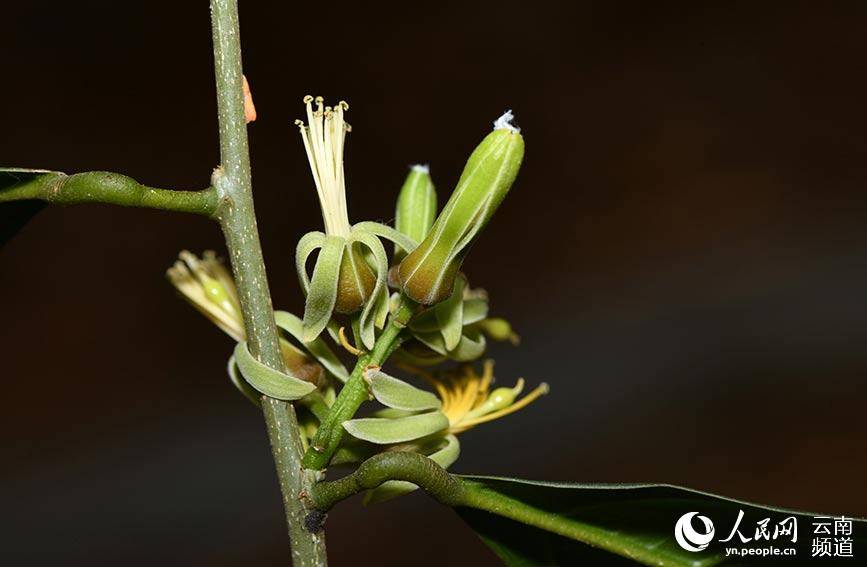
[343,411,449,444]
[455,476,867,567]
[233,341,316,400]
[302,235,345,342]
[274,310,349,382]
[368,370,441,411]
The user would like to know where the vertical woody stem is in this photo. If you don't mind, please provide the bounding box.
[210,1,327,565]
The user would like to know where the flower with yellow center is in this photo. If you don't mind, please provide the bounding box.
[421,360,549,435]
[358,360,548,503]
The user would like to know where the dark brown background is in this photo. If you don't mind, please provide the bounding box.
[3,1,867,565]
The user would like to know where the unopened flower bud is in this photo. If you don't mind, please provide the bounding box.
[335,241,376,314]
[398,111,524,305]
[394,165,437,263]
[476,317,520,345]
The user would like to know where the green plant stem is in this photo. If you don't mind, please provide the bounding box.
[302,298,417,470]
[310,452,466,510]
[210,1,326,565]
[310,453,652,564]
[0,171,218,216]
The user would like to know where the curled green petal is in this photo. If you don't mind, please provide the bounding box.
[436,274,466,351]
[295,231,327,294]
[274,310,349,382]
[450,329,487,362]
[364,435,461,504]
[462,298,489,325]
[349,231,389,350]
[302,235,345,342]
[373,286,390,330]
[343,411,449,444]
[233,341,317,400]
[227,354,261,406]
[368,369,441,411]
[353,221,418,257]
[414,327,487,362]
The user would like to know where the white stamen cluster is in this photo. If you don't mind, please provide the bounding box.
[295,96,352,237]
[493,109,520,133]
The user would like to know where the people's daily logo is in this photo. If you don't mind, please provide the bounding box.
[674,512,716,552]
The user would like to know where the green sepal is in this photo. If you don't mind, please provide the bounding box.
[274,310,349,382]
[227,354,261,406]
[435,274,466,351]
[343,411,449,444]
[233,341,317,400]
[368,369,441,411]
[364,434,460,504]
[349,231,389,350]
[301,235,345,342]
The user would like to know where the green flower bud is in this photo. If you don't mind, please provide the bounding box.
[398,111,524,305]
[476,317,520,345]
[394,165,437,263]
[465,378,525,419]
[335,241,376,314]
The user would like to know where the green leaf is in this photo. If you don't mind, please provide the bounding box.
[343,411,449,444]
[233,341,316,400]
[368,369,441,411]
[365,434,460,504]
[274,310,349,382]
[455,476,867,566]
[0,168,58,247]
[302,235,345,342]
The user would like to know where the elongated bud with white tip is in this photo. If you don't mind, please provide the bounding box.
[394,165,437,263]
[398,111,524,305]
